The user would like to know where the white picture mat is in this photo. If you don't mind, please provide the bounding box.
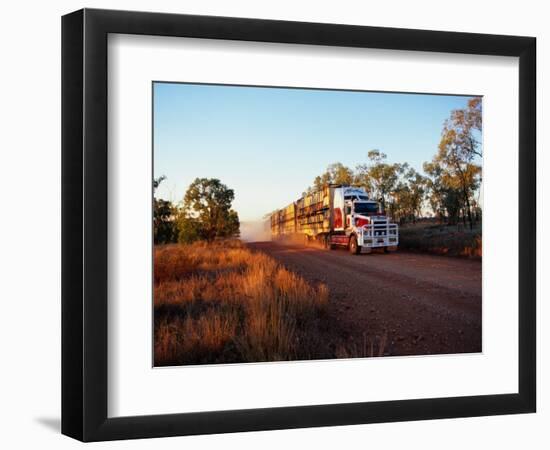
[107,34,519,418]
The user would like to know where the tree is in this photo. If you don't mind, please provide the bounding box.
[448,97,482,159]
[153,176,178,244]
[437,127,481,229]
[353,164,373,193]
[423,161,462,224]
[178,178,240,243]
[220,210,240,238]
[356,150,402,212]
[390,166,426,223]
[422,99,482,229]
[176,216,203,244]
[308,153,428,223]
[312,162,354,190]
[406,168,427,221]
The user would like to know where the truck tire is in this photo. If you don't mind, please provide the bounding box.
[349,235,361,255]
[384,245,398,253]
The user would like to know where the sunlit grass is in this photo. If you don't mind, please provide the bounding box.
[154,240,333,366]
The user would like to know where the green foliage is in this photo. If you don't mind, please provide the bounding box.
[153,176,178,244]
[154,176,240,244]
[179,178,240,243]
[423,161,460,223]
[390,166,427,223]
[221,210,240,238]
[177,216,203,244]
[424,98,482,228]
[356,150,403,211]
[313,162,354,190]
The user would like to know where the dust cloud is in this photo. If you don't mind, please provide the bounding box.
[240,220,271,242]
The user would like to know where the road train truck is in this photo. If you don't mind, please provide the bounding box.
[270,185,398,254]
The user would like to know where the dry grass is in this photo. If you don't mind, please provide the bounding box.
[399,223,482,258]
[154,240,335,366]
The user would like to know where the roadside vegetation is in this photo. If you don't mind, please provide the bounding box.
[154,240,383,366]
[398,221,482,258]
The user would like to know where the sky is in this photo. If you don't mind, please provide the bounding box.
[153,82,480,222]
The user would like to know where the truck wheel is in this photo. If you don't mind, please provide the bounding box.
[384,245,398,253]
[349,235,361,255]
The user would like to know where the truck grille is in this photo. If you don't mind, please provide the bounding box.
[373,221,387,236]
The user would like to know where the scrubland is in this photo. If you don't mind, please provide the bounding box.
[398,223,482,258]
[154,240,342,366]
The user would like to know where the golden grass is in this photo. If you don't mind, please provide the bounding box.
[154,240,332,366]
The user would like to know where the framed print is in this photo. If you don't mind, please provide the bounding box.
[61,8,536,441]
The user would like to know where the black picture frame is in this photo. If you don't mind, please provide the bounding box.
[62,8,536,442]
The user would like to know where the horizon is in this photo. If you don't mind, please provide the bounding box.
[153,82,481,222]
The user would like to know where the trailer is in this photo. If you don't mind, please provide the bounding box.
[270,185,398,254]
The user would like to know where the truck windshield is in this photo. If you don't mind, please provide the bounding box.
[354,202,379,215]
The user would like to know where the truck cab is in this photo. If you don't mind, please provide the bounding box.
[334,187,399,254]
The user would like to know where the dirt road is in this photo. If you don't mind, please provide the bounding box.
[248,241,481,357]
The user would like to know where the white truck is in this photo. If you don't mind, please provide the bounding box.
[270,185,398,254]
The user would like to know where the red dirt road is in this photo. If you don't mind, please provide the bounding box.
[248,241,482,357]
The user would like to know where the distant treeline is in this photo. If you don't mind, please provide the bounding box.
[305,98,482,228]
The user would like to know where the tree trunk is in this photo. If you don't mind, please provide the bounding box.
[464,194,473,230]
[456,163,474,231]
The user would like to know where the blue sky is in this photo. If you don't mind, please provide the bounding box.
[154,82,479,221]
